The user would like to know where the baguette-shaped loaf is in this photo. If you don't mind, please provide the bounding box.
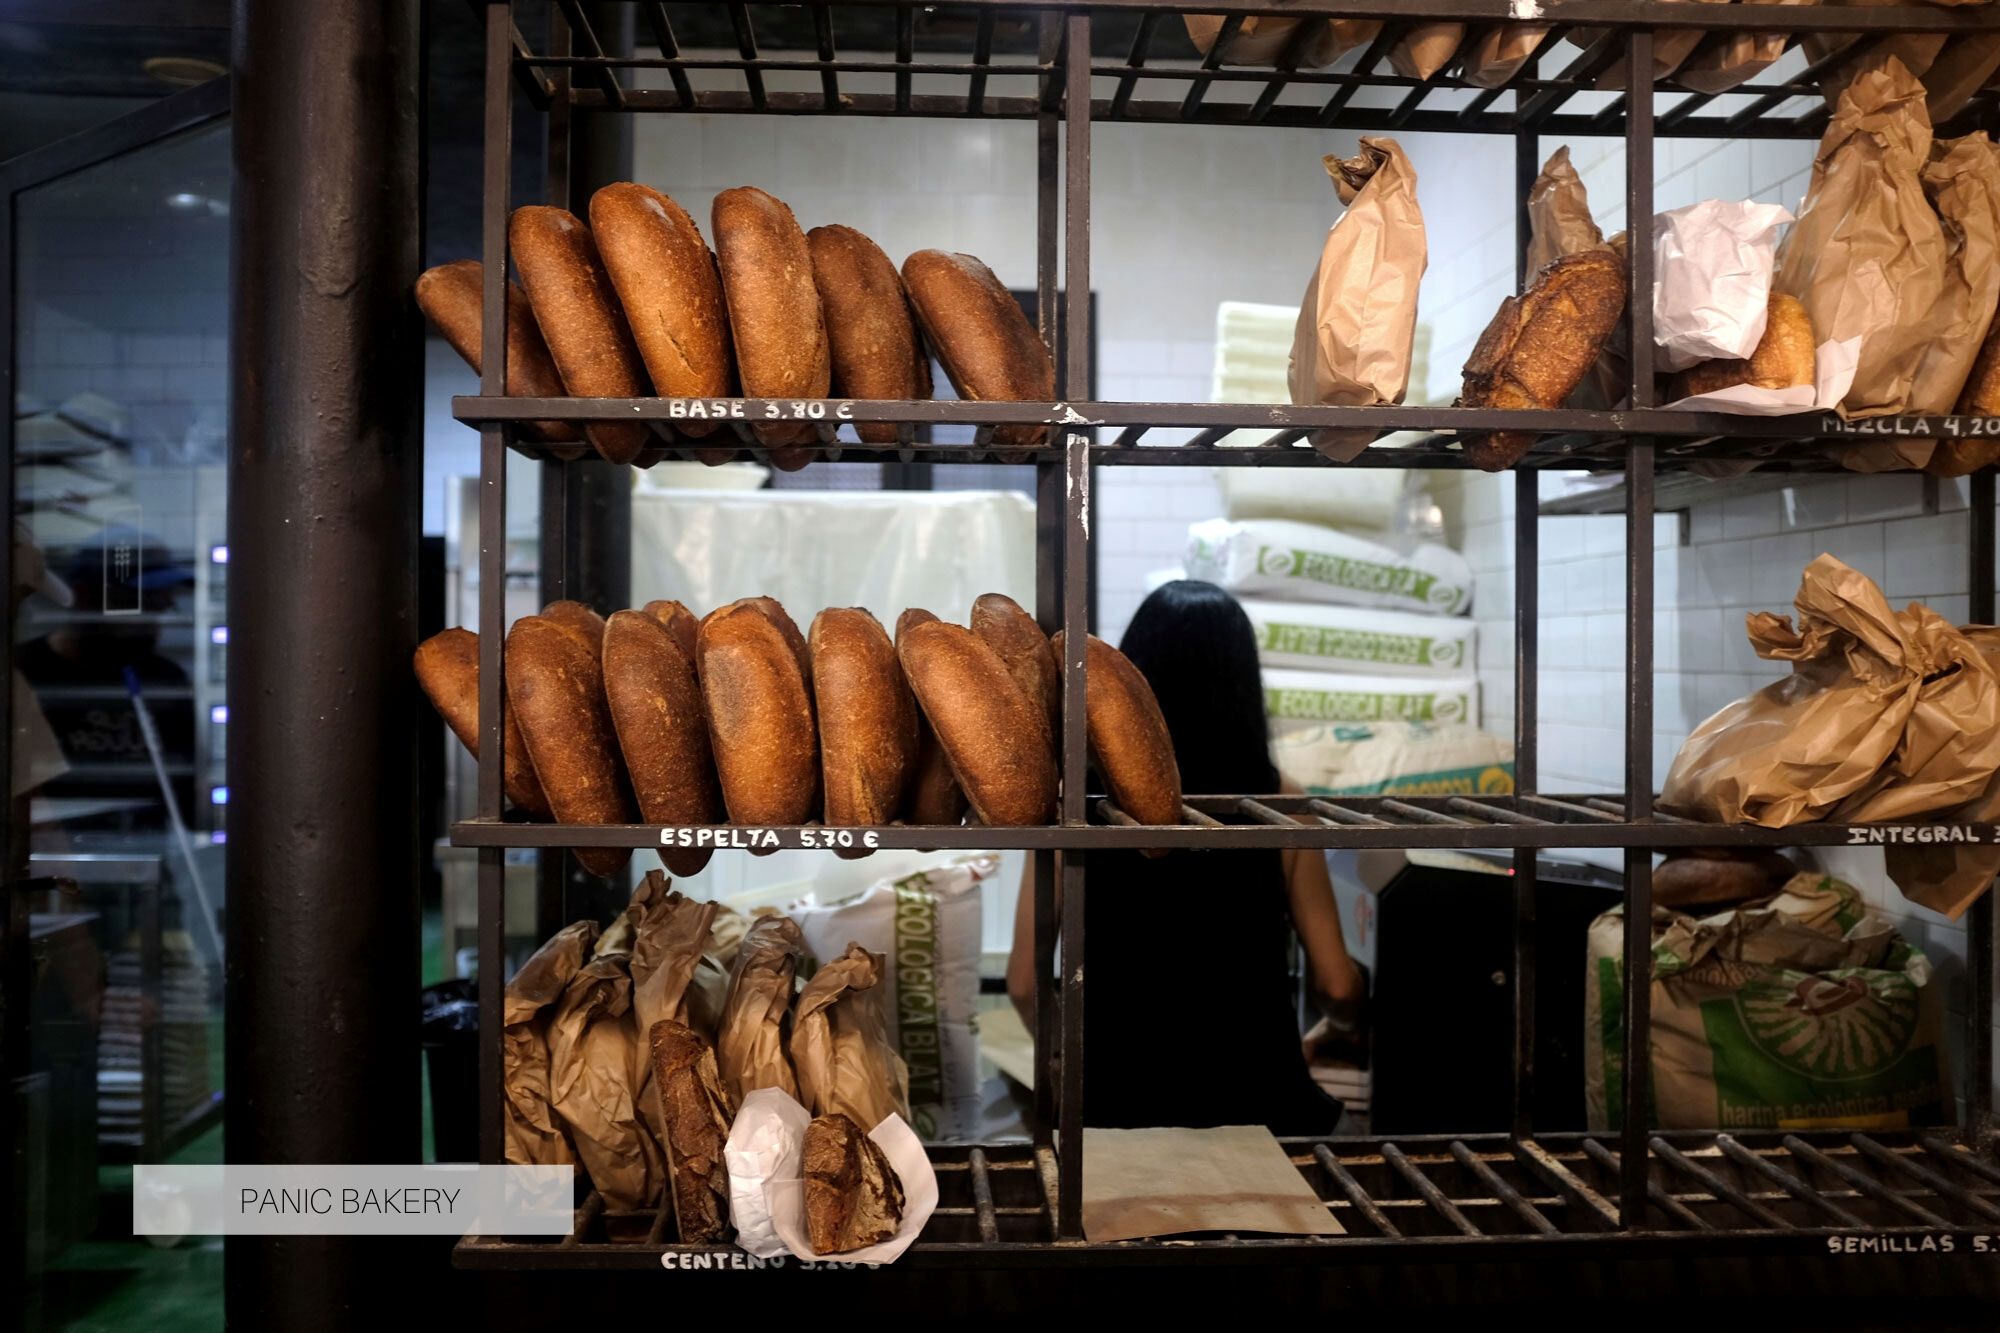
[1459,250,1628,470]
[649,1020,735,1244]
[803,1112,905,1255]
[413,627,553,820]
[807,225,932,443]
[902,250,1054,451]
[603,610,722,877]
[712,187,828,466]
[898,620,1056,826]
[414,260,580,449]
[698,600,820,826]
[1052,631,1183,826]
[895,609,967,827]
[811,608,919,827]
[508,206,652,465]
[970,593,1059,746]
[1671,293,1815,399]
[541,599,607,653]
[504,615,634,877]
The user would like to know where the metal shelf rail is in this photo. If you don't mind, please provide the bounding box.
[456,0,2000,1265]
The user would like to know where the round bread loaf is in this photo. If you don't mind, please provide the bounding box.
[1654,849,1795,909]
[602,610,722,877]
[508,206,653,465]
[970,592,1059,745]
[1672,293,1815,399]
[698,600,821,826]
[413,627,553,820]
[1053,631,1182,826]
[504,614,634,877]
[806,225,932,444]
[643,599,701,662]
[541,599,607,653]
[414,260,582,451]
[898,620,1055,826]
[894,609,966,826]
[589,182,735,460]
[712,187,828,468]
[810,608,919,827]
[901,250,1055,450]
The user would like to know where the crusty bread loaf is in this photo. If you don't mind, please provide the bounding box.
[697,600,820,826]
[1459,249,1628,470]
[1655,848,1795,909]
[810,608,919,827]
[898,620,1056,826]
[1052,631,1183,826]
[508,206,653,465]
[414,260,581,450]
[1670,293,1815,400]
[541,599,607,653]
[807,225,932,444]
[712,187,828,468]
[803,1112,905,1255]
[603,610,722,877]
[894,610,967,827]
[643,600,701,663]
[412,627,553,819]
[970,593,1059,745]
[649,1019,735,1244]
[504,614,634,877]
[902,250,1055,450]
[589,182,735,460]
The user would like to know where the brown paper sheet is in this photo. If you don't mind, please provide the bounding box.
[1080,1126,1345,1242]
[1388,23,1464,81]
[547,915,664,1212]
[716,913,805,1103]
[791,942,911,1131]
[1675,0,1820,96]
[1459,25,1550,89]
[502,919,597,1166]
[1285,138,1426,463]
[1181,15,1373,70]
[1909,134,2000,415]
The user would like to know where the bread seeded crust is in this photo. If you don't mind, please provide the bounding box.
[712,187,829,468]
[807,225,933,443]
[412,627,553,820]
[697,600,821,826]
[508,206,653,465]
[902,250,1055,450]
[803,1112,905,1255]
[1459,249,1628,470]
[602,611,722,877]
[1671,293,1816,399]
[895,609,967,826]
[898,620,1056,826]
[811,608,919,826]
[504,615,634,877]
[1053,631,1183,826]
[970,593,1059,746]
[414,260,581,449]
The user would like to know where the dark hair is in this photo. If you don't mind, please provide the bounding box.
[1118,580,1277,795]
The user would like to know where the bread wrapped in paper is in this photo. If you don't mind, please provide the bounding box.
[718,914,806,1102]
[790,943,911,1131]
[1181,15,1377,70]
[804,1112,905,1255]
[1388,24,1464,80]
[547,914,663,1211]
[649,1019,735,1243]
[1676,0,1819,95]
[1459,25,1549,89]
[502,919,597,1165]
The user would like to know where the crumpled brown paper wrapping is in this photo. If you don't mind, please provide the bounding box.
[547,913,663,1212]
[503,919,597,1166]
[1459,26,1549,89]
[1588,0,1732,89]
[1285,138,1425,463]
[1181,15,1378,69]
[1804,0,1992,107]
[790,942,910,1131]
[717,914,806,1103]
[1675,0,1820,95]
[1909,134,2000,415]
[1389,24,1464,80]
[1660,555,2000,918]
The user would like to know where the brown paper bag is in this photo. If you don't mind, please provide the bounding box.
[1524,148,1630,412]
[716,914,805,1103]
[1286,138,1426,463]
[1805,0,1948,107]
[1182,15,1375,70]
[1590,0,1733,88]
[502,919,597,1166]
[1910,134,2000,416]
[1922,35,2000,121]
[1775,58,1948,446]
[1459,25,1550,89]
[790,942,911,1131]
[1887,629,2000,916]
[1389,23,1464,80]
[1676,0,1821,95]
[547,915,665,1212]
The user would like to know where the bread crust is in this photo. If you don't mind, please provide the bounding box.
[1053,631,1183,826]
[1460,249,1628,470]
[970,593,1059,745]
[1655,849,1795,909]
[642,600,702,662]
[414,260,581,448]
[807,225,932,443]
[1671,293,1816,399]
[508,206,653,465]
[413,627,553,819]
[541,599,607,654]
[649,1019,735,1244]
[810,608,919,826]
[602,611,722,877]
[697,600,821,826]
[902,250,1055,449]
[894,610,967,826]
[504,615,634,877]
[803,1112,905,1255]
[712,187,828,467]
[898,620,1056,826]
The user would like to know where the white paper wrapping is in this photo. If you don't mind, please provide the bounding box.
[1652,199,1794,372]
[1185,517,1471,617]
[1241,598,1476,677]
[1663,336,1861,416]
[1262,667,1479,727]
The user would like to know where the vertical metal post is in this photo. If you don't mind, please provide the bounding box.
[1510,115,1542,1139]
[1032,11,1062,1158]
[226,0,422,1323]
[1970,468,1996,1146]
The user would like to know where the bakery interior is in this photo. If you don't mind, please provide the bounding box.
[9,0,2000,1325]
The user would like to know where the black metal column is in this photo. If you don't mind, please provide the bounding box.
[1971,467,1996,1148]
[226,0,422,1325]
[1510,116,1541,1139]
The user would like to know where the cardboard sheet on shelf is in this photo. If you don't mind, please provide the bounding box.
[1081,1125,1343,1243]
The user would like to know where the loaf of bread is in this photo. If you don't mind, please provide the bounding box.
[1934,316,2000,476]
[807,225,932,444]
[541,599,607,653]
[803,1112,905,1255]
[697,599,820,826]
[589,182,735,460]
[412,627,552,819]
[413,260,581,450]
[970,593,1059,746]
[1052,631,1183,826]
[1654,848,1795,909]
[902,250,1055,450]
[1670,294,1815,400]
[712,187,829,468]
[1459,250,1628,470]
[504,615,634,877]
[898,619,1056,826]
[894,610,967,827]
[649,1019,735,1244]
[602,610,722,877]
[643,599,701,662]
[508,206,653,465]
[810,608,919,827]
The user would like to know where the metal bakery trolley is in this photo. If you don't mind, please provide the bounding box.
[451,0,2000,1267]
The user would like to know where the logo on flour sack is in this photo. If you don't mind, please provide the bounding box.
[1257,546,1298,578]
[1426,581,1465,611]
[1427,638,1463,670]
[1432,695,1467,724]
[1735,968,1920,1080]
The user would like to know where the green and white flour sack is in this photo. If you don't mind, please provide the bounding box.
[1270,719,1513,797]
[1185,517,1471,616]
[1263,667,1478,727]
[1584,873,1946,1132]
[790,854,995,1141]
[1242,599,1476,676]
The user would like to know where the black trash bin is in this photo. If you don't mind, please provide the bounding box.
[420,978,478,1162]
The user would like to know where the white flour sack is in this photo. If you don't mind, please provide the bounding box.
[1262,667,1479,727]
[789,854,995,1141]
[1185,517,1472,616]
[1241,598,1476,677]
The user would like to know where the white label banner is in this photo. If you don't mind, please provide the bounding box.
[132,1164,575,1237]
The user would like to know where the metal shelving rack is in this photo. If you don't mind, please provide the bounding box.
[456,0,2000,1264]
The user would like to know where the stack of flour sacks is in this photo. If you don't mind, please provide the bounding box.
[1179,468,1513,800]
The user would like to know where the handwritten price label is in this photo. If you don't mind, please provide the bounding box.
[665,400,856,422]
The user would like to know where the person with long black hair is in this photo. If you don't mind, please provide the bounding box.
[1005,579,1365,1135]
